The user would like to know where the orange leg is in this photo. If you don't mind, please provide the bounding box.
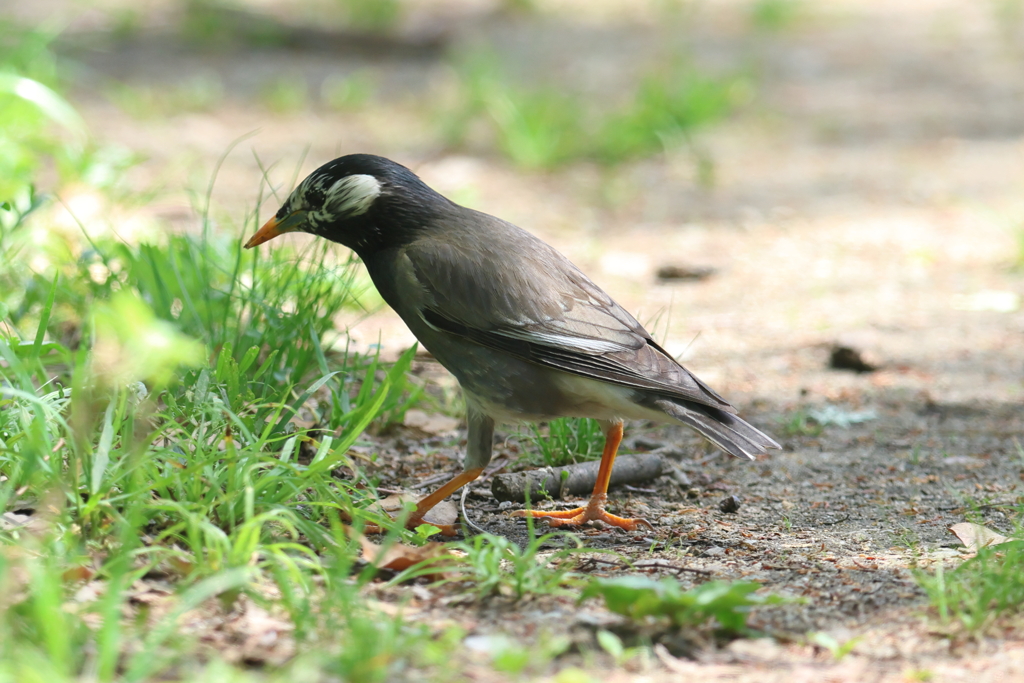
[361,468,483,537]
[511,421,653,532]
[401,467,483,536]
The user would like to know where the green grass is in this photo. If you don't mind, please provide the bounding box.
[0,21,795,680]
[0,111,610,677]
[915,493,1024,636]
[105,75,224,119]
[179,1,289,48]
[0,32,476,673]
[521,417,606,467]
[260,75,310,114]
[594,69,740,165]
[807,631,862,661]
[582,575,793,633]
[442,51,748,171]
[1013,219,1024,270]
[178,0,402,49]
[0,93,441,676]
[321,71,374,111]
[336,0,403,31]
[0,21,85,202]
[917,538,1024,635]
[0,504,459,682]
[749,0,805,31]
[777,410,823,437]
[0,211,444,681]
[0,21,143,207]
[448,526,588,600]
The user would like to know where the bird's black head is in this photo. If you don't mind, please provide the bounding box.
[244,154,449,254]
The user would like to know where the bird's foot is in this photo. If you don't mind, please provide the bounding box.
[510,495,653,532]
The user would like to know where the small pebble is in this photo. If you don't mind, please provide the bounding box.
[656,264,717,282]
[672,470,693,488]
[719,495,742,513]
[829,344,878,373]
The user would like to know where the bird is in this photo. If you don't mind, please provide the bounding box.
[245,154,778,534]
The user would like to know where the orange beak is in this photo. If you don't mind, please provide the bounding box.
[244,211,307,249]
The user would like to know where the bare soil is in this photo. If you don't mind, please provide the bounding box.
[30,0,1024,679]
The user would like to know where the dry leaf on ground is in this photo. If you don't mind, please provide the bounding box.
[948,522,1012,552]
[217,599,296,666]
[351,528,456,578]
[376,492,458,527]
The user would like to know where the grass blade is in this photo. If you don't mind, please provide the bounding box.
[91,399,116,495]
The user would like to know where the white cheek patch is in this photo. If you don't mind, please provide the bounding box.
[325,174,381,217]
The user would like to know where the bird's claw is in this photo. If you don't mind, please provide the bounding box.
[511,501,654,532]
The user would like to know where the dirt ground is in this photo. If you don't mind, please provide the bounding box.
[28,0,1024,679]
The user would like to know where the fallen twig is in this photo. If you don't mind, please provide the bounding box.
[491,454,664,503]
[633,559,713,576]
[575,555,712,576]
[411,471,458,491]
[818,514,851,526]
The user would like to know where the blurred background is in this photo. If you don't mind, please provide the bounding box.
[4,5,1023,677]
[3,0,1024,407]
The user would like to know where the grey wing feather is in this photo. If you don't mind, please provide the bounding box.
[399,211,733,412]
[649,399,781,459]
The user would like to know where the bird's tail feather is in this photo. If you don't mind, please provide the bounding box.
[652,398,780,460]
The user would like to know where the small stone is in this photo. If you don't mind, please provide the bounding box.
[686,488,701,499]
[671,470,692,488]
[718,495,742,513]
[656,264,717,282]
[829,344,878,373]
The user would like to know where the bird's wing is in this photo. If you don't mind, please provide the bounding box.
[398,219,734,412]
